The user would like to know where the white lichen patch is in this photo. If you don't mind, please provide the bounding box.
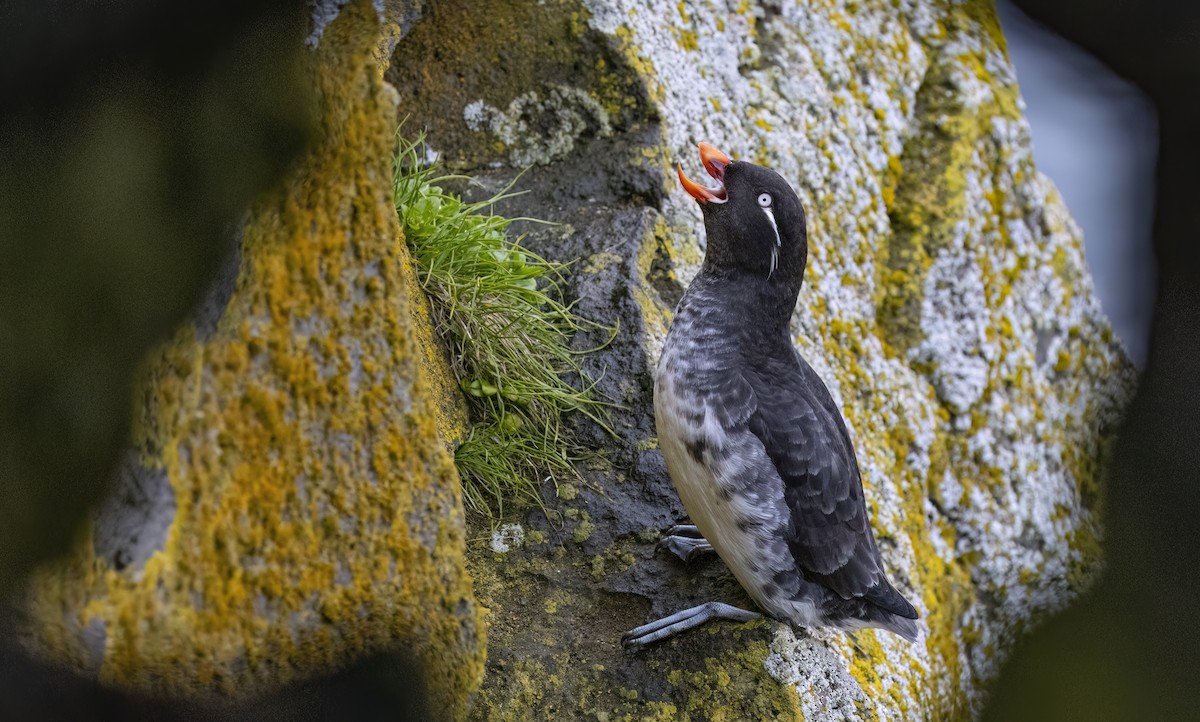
[579,0,1136,718]
[490,523,525,553]
[766,627,870,722]
[912,248,991,416]
[463,84,612,167]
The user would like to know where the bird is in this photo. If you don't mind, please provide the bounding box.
[623,143,919,650]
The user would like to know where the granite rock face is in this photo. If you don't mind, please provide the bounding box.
[389,0,1134,719]
[23,2,483,718]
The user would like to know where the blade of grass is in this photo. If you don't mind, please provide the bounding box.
[394,131,613,521]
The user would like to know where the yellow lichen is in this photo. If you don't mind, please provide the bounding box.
[24,1,485,716]
[874,4,1019,355]
[674,28,700,51]
[398,249,471,448]
[1055,350,1071,374]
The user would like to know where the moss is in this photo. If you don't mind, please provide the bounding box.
[874,7,1022,355]
[572,511,595,544]
[468,516,800,721]
[655,639,804,721]
[473,632,802,721]
[386,0,656,168]
[634,437,659,452]
[24,1,484,715]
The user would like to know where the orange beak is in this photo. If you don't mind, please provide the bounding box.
[678,143,731,204]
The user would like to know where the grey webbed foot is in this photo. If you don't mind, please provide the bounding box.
[622,602,762,651]
[658,525,715,562]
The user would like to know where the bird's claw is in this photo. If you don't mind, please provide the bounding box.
[658,526,715,562]
[665,524,704,538]
[623,602,762,650]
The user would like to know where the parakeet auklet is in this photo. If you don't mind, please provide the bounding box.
[623,143,919,650]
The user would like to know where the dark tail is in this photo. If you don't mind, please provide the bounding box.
[864,579,920,641]
[865,578,918,619]
[828,579,921,641]
[874,610,920,642]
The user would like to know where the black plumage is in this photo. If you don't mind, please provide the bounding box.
[624,144,918,650]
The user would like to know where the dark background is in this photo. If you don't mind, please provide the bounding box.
[987,0,1200,719]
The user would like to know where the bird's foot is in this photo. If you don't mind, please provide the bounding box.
[658,525,715,562]
[622,602,762,651]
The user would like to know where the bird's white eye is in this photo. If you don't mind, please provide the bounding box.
[757,193,772,207]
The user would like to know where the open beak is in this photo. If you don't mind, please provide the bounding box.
[678,142,731,204]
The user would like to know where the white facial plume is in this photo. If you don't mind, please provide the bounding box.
[758,192,780,278]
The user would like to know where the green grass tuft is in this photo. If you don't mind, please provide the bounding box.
[393,133,610,519]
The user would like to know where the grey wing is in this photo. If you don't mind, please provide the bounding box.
[735,367,917,619]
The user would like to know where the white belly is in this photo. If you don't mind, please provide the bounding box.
[653,369,811,623]
[657,355,825,623]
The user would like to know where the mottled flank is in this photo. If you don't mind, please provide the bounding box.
[22,1,484,718]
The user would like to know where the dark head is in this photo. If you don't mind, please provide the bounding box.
[678,143,808,293]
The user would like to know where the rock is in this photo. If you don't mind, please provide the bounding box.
[388,0,1134,718]
[0,1,313,598]
[21,2,483,718]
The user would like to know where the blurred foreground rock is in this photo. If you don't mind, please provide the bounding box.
[0,0,312,597]
[21,2,484,718]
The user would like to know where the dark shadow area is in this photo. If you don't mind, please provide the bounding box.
[986,1,1200,719]
[0,630,429,722]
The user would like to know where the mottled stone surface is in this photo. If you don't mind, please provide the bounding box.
[390,0,1133,719]
[22,1,483,717]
